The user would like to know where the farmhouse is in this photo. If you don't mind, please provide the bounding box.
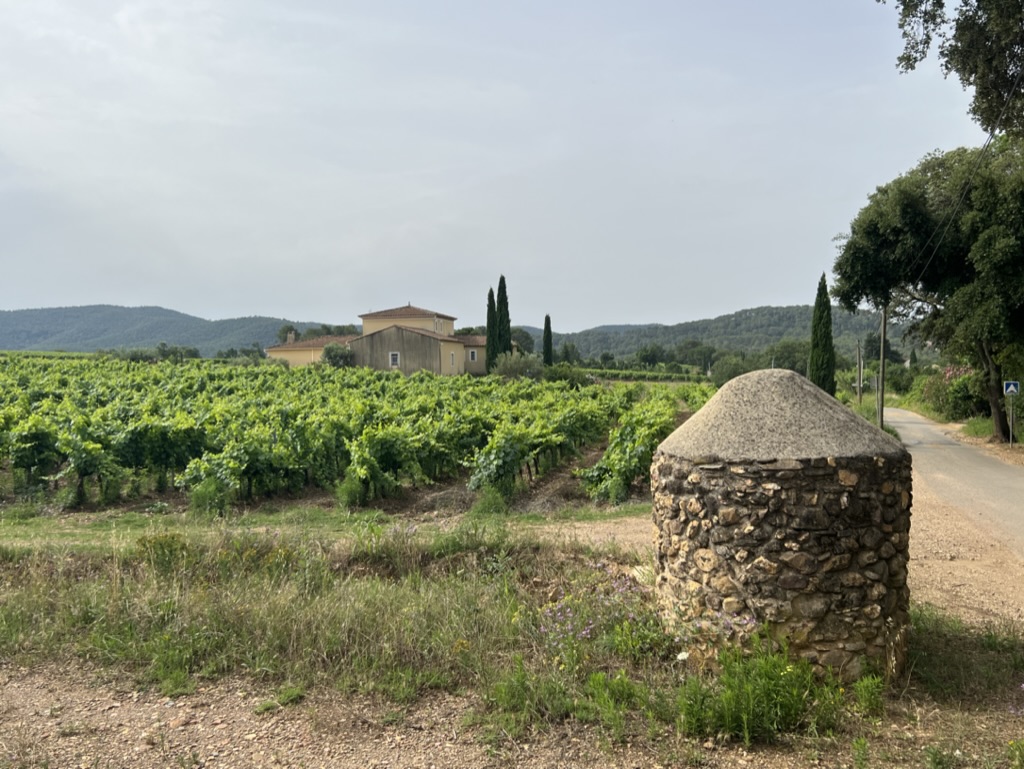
[264,335,358,367]
[266,304,487,375]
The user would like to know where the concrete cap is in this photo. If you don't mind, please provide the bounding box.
[658,369,907,462]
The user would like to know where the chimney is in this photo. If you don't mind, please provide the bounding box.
[287,331,296,344]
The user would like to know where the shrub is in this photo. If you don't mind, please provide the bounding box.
[886,364,914,395]
[492,352,545,380]
[913,367,988,421]
[320,343,354,368]
[189,476,233,517]
[543,363,594,389]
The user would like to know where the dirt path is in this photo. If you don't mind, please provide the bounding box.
[3,432,1024,768]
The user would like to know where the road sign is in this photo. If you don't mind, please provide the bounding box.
[1008,382,1020,448]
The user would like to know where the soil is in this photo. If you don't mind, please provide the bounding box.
[3,431,1024,768]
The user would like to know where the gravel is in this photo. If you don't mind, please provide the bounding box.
[658,369,906,462]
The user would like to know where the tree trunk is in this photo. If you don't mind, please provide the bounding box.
[978,341,1010,441]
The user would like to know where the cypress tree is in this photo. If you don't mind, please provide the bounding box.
[808,272,837,395]
[496,275,512,355]
[542,314,553,366]
[485,288,497,372]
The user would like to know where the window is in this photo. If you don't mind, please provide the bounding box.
[389,351,400,368]
[450,352,455,368]
[470,350,477,362]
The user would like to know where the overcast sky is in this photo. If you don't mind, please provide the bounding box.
[0,1,986,332]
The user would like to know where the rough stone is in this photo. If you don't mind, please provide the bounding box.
[693,549,718,572]
[722,597,746,614]
[791,593,831,619]
[718,507,741,525]
[777,573,809,591]
[838,469,859,487]
[651,369,913,683]
[779,551,819,574]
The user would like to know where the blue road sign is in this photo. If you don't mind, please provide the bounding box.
[1006,381,1021,396]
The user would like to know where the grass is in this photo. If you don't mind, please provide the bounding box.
[512,501,651,525]
[963,415,997,438]
[907,604,1024,702]
[1,495,1023,765]
[255,683,306,714]
[845,396,903,439]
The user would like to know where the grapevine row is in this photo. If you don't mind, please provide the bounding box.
[0,357,631,508]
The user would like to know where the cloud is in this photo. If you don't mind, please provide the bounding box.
[0,1,987,329]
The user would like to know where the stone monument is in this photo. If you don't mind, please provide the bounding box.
[651,369,912,681]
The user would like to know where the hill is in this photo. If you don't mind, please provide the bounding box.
[538,305,905,362]
[0,304,907,361]
[0,306,330,358]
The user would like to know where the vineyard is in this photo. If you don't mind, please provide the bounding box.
[0,355,714,511]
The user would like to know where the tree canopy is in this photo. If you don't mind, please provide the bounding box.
[878,0,1024,135]
[510,327,535,354]
[833,136,1024,439]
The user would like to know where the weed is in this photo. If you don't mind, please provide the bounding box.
[469,485,509,517]
[577,670,646,742]
[256,683,306,713]
[1009,739,1024,769]
[676,636,842,745]
[56,722,88,737]
[188,478,231,517]
[487,656,573,735]
[174,750,202,768]
[0,502,42,522]
[852,736,870,769]
[380,708,406,726]
[853,674,886,717]
[924,744,962,769]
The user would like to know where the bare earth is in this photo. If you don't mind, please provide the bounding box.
[3,428,1023,768]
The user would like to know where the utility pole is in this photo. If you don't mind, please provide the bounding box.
[856,340,863,406]
[878,306,887,430]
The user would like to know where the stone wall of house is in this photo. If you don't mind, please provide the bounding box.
[651,452,912,682]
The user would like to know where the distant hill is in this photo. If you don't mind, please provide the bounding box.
[0,306,331,358]
[533,306,907,362]
[0,304,908,361]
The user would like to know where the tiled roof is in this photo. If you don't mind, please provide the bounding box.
[355,327,473,344]
[267,335,358,351]
[456,335,487,347]
[359,304,457,321]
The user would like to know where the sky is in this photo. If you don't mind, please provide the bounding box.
[0,1,988,332]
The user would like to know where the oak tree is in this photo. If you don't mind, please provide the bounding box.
[878,0,1024,135]
[834,137,1024,439]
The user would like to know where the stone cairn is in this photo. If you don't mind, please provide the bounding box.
[651,369,911,681]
